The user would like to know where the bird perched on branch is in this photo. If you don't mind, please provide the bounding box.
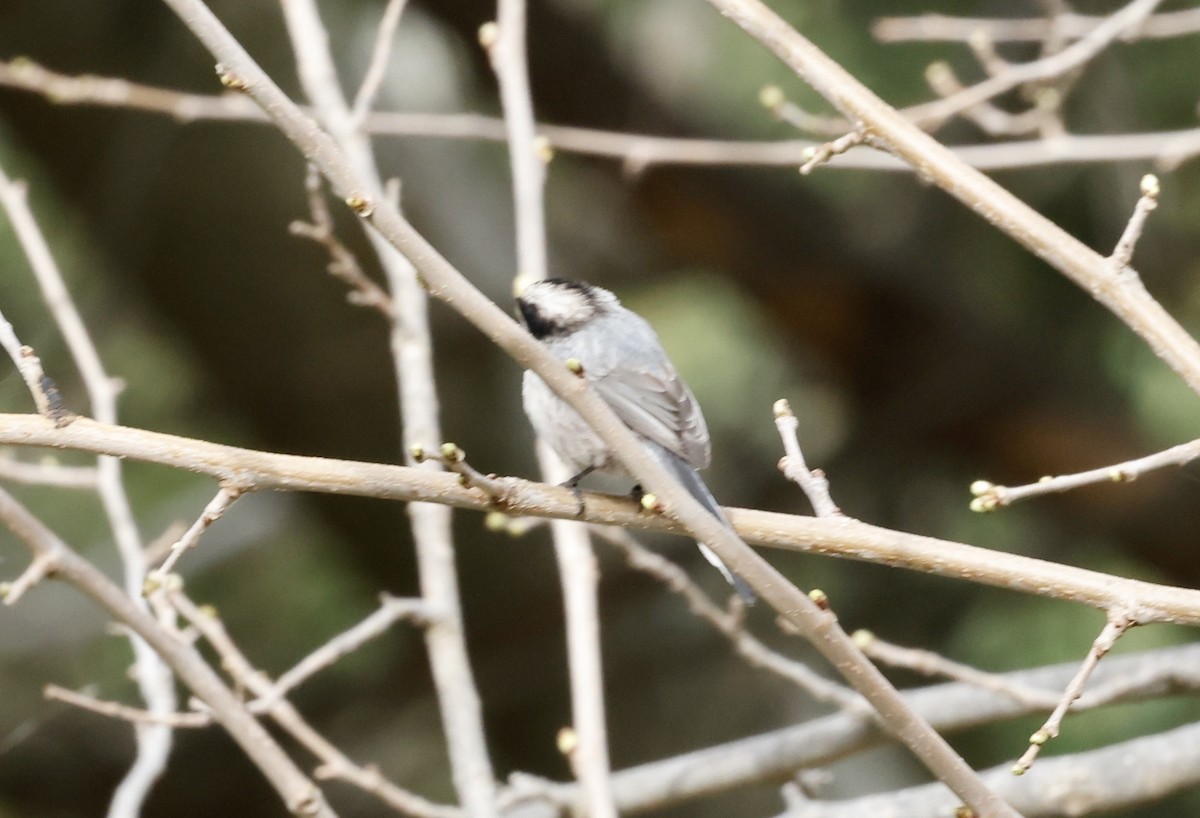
[517,277,754,604]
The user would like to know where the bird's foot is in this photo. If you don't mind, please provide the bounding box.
[559,466,595,518]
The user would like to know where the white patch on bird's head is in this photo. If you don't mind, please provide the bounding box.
[517,278,617,339]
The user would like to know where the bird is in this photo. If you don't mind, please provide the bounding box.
[516,277,755,604]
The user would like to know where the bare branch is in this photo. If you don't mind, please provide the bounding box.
[1,553,56,605]
[167,587,455,818]
[45,685,211,728]
[0,451,97,488]
[594,527,864,713]
[4,413,1200,626]
[969,436,1200,511]
[798,130,867,175]
[705,0,1200,404]
[510,643,1200,817]
[7,59,1200,172]
[0,160,176,818]
[873,8,1200,44]
[856,632,1060,710]
[261,594,431,706]
[0,484,337,816]
[904,0,1166,131]
[277,0,500,812]
[773,399,841,518]
[1011,612,1133,775]
[486,0,618,811]
[922,59,1061,138]
[1110,173,1161,271]
[484,3,548,283]
[9,59,1200,176]
[774,719,1200,818]
[412,442,512,500]
[0,57,265,120]
[349,0,410,128]
[151,484,245,579]
[289,165,395,318]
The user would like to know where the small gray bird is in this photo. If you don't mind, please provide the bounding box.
[517,278,754,604]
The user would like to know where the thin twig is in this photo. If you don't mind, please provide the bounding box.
[0,451,97,488]
[7,59,1200,172]
[45,685,211,728]
[594,527,865,713]
[142,521,190,566]
[0,161,176,818]
[349,0,410,129]
[1110,173,1161,271]
[773,399,841,518]
[969,436,1200,511]
[166,587,456,818]
[0,202,76,429]
[261,593,431,706]
[759,86,848,137]
[276,0,500,812]
[1,553,56,605]
[150,483,245,579]
[798,130,867,174]
[707,0,1200,404]
[873,8,1200,44]
[411,442,512,501]
[0,484,337,816]
[1011,612,1133,775]
[855,631,1060,710]
[773,720,1200,817]
[289,164,395,317]
[48,595,431,747]
[923,59,1061,138]
[904,0,1167,131]
[504,642,1200,817]
[487,0,618,809]
[0,317,73,425]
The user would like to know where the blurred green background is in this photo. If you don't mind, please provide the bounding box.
[2,0,1200,815]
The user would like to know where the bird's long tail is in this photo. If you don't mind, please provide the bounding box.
[650,445,756,605]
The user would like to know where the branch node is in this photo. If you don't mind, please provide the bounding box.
[758,84,785,113]
[291,167,394,318]
[421,442,510,502]
[478,21,499,50]
[851,628,875,649]
[555,725,578,757]
[485,510,511,532]
[1110,172,1162,270]
[3,553,57,605]
[344,195,374,217]
[799,130,866,174]
[775,397,842,516]
[152,484,245,579]
[214,63,249,92]
[966,28,1009,76]
[638,491,661,514]
[533,134,554,164]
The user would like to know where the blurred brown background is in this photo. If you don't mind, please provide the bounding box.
[2,0,1200,816]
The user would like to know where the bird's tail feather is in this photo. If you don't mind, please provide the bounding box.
[650,445,756,605]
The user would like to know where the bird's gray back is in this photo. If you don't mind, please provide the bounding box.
[540,306,711,469]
